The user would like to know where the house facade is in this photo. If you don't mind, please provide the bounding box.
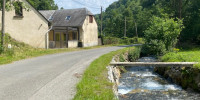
[0,0,49,48]
[0,0,98,49]
[40,8,98,48]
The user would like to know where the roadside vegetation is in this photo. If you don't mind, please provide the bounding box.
[74,46,138,100]
[103,36,144,45]
[142,16,184,56]
[0,33,111,65]
[0,33,140,65]
[161,48,200,69]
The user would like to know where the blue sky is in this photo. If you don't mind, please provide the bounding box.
[54,0,118,14]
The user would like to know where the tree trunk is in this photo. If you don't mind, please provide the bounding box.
[1,0,5,52]
[179,0,182,19]
[134,20,138,42]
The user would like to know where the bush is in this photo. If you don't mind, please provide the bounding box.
[119,54,125,62]
[142,40,166,56]
[103,36,144,45]
[128,47,141,62]
[103,36,121,45]
[143,16,184,56]
[0,45,2,54]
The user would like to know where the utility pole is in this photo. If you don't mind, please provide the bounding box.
[134,20,138,41]
[124,17,126,38]
[100,6,103,36]
[1,0,5,52]
[179,0,182,19]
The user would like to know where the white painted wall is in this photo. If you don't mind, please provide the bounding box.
[0,0,49,48]
[81,16,98,47]
[68,40,78,48]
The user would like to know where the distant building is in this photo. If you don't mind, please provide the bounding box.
[40,8,98,48]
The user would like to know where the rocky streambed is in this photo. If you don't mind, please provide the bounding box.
[118,57,200,100]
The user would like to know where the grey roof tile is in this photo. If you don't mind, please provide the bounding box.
[39,8,94,27]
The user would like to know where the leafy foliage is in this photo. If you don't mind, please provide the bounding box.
[128,47,141,62]
[103,36,144,45]
[161,48,200,69]
[95,0,200,44]
[26,0,58,10]
[142,16,184,55]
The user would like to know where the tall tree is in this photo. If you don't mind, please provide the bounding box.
[27,0,58,10]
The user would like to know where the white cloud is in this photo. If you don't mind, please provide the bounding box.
[54,0,118,14]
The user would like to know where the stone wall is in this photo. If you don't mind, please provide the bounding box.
[154,67,200,92]
[107,54,129,98]
[107,60,121,98]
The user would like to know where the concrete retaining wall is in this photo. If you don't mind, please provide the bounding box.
[107,57,121,98]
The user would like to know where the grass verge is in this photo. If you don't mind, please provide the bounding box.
[0,33,115,65]
[161,48,200,69]
[73,46,135,100]
[0,46,113,65]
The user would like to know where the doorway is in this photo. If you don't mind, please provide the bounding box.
[55,31,68,48]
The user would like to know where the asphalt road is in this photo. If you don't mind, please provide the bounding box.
[0,46,127,100]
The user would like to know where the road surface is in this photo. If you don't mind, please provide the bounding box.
[0,46,127,100]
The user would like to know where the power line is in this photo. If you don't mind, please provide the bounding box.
[55,0,63,4]
[75,0,101,7]
[72,0,101,9]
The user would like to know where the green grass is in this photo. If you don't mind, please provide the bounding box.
[161,48,200,69]
[73,47,135,100]
[0,47,108,65]
[0,33,115,65]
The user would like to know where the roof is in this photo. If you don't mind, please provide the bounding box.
[39,8,94,27]
[38,10,56,20]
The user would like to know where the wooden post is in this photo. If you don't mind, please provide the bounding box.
[1,0,5,52]
[134,20,138,42]
[110,62,198,67]
[60,32,62,48]
[124,17,126,38]
[66,27,68,48]
[179,0,182,19]
[101,6,103,36]
[53,30,56,48]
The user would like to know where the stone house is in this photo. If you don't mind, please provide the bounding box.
[0,0,98,49]
[40,8,98,48]
[0,0,49,48]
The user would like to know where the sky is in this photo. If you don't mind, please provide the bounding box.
[54,0,118,14]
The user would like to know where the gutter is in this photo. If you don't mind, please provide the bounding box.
[45,26,53,49]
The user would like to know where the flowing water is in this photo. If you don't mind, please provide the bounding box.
[118,57,200,100]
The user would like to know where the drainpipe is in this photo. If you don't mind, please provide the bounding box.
[45,26,53,49]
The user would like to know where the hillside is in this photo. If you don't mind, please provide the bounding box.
[95,0,200,44]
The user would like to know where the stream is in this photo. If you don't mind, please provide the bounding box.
[118,57,200,100]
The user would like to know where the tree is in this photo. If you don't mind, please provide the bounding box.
[142,16,184,55]
[27,0,58,10]
[60,7,64,10]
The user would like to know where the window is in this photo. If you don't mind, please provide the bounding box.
[65,16,71,20]
[49,15,53,21]
[68,27,78,40]
[14,1,23,17]
[89,15,93,23]
[55,34,60,41]
[68,31,78,40]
